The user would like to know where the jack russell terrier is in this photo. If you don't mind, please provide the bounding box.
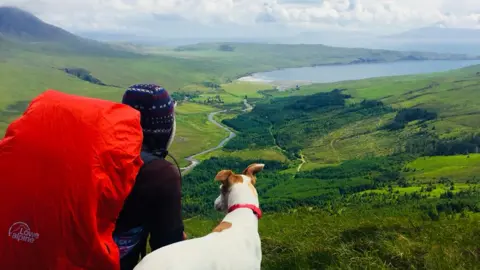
[133,163,265,270]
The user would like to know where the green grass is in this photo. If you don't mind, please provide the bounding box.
[184,207,480,270]
[0,44,276,162]
[191,92,244,105]
[221,81,273,99]
[305,114,398,164]
[196,148,289,163]
[264,65,480,165]
[359,183,479,198]
[175,102,218,114]
[3,34,480,270]
[186,80,273,106]
[156,43,475,72]
[169,103,229,167]
[405,154,480,182]
[3,39,479,166]
[0,56,230,166]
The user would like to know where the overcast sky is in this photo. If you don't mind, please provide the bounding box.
[1,0,479,38]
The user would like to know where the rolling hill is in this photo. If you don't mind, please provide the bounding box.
[1,7,480,268]
[0,7,78,42]
[158,42,478,70]
[181,65,480,269]
[0,6,133,56]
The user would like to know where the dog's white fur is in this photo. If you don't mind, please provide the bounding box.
[133,164,264,270]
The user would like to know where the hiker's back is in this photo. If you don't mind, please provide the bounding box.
[0,90,143,270]
[114,152,183,270]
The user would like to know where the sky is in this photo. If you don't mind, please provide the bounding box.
[1,0,479,38]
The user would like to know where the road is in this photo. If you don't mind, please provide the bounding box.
[180,99,253,174]
[243,99,253,111]
[297,153,306,172]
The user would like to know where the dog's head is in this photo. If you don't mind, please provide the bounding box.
[213,163,265,212]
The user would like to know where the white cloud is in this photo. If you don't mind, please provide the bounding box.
[0,0,479,36]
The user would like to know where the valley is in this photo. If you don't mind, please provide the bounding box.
[1,6,480,270]
[181,66,480,269]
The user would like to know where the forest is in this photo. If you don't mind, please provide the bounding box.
[223,90,394,157]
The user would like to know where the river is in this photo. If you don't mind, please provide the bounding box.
[239,60,480,89]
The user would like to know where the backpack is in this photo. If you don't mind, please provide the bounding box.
[0,90,144,270]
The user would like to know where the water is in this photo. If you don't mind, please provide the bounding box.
[239,60,480,85]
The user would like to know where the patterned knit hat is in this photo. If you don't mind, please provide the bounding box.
[122,84,176,149]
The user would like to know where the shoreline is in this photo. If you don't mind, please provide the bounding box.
[231,57,480,82]
[236,59,480,90]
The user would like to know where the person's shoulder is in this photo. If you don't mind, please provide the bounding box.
[143,158,181,180]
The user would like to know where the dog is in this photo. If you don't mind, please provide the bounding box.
[133,163,265,270]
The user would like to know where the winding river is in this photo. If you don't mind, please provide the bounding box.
[180,99,253,174]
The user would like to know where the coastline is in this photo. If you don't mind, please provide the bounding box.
[231,57,480,83]
[236,59,480,90]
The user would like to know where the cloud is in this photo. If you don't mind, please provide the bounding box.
[0,0,478,36]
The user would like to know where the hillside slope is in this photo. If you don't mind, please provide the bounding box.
[179,65,480,269]
[167,42,477,68]
[181,64,480,215]
[0,7,77,42]
[0,6,132,56]
[257,64,480,164]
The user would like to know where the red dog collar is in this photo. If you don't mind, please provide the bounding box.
[228,204,263,220]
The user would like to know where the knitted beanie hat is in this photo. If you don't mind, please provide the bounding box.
[122,83,176,150]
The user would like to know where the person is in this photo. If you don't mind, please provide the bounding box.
[113,83,186,270]
[0,90,145,270]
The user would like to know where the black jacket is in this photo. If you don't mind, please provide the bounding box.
[114,157,184,270]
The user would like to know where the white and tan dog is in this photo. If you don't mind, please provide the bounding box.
[133,163,265,270]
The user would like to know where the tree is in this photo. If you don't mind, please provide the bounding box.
[218,44,235,52]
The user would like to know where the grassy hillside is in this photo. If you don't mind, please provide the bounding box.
[186,207,480,270]
[255,64,480,165]
[176,65,480,269]
[2,10,480,268]
[180,155,480,269]
[7,17,476,166]
[149,42,478,78]
[0,7,133,57]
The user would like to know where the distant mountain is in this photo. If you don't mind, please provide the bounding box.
[386,26,480,42]
[0,7,78,42]
[0,6,133,56]
[377,26,480,55]
[77,30,292,47]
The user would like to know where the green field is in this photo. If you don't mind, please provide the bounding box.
[196,148,288,163]
[176,63,480,269]
[6,37,455,164]
[405,154,480,182]
[185,208,480,270]
[266,65,480,167]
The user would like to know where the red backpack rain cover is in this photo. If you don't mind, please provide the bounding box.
[0,90,144,269]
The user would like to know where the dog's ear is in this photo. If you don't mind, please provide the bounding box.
[215,170,233,183]
[243,163,265,176]
[243,163,265,185]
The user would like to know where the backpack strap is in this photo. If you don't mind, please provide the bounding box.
[140,151,163,164]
